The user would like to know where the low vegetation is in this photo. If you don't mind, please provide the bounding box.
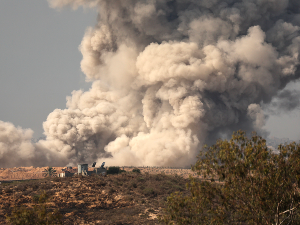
[6,191,62,225]
[132,168,141,173]
[106,166,127,175]
[0,171,189,224]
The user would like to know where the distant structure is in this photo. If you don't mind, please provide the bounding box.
[94,166,107,176]
[78,163,88,174]
[59,167,76,177]
[58,162,106,177]
[59,170,74,178]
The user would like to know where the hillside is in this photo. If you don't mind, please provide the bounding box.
[0,166,199,181]
[0,171,191,224]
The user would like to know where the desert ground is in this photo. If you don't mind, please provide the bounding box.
[0,166,199,181]
[0,167,197,224]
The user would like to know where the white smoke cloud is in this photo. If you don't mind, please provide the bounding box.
[1,0,300,167]
[0,121,35,163]
[0,121,66,167]
[247,104,266,130]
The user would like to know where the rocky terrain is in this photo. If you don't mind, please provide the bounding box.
[0,169,193,224]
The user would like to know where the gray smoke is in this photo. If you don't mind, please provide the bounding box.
[1,0,300,167]
[267,89,300,113]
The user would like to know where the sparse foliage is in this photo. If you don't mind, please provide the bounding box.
[6,191,62,225]
[42,167,57,178]
[107,166,125,175]
[1,170,188,224]
[132,168,141,173]
[161,130,300,225]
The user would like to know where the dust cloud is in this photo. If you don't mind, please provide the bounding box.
[1,0,300,167]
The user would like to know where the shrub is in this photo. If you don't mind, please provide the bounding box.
[32,194,40,204]
[154,174,164,181]
[130,182,137,188]
[137,177,145,182]
[32,191,49,204]
[40,183,52,190]
[30,184,39,191]
[107,166,121,175]
[113,180,123,186]
[161,130,300,225]
[22,190,32,196]
[108,187,116,194]
[6,191,62,224]
[132,168,141,173]
[97,180,106,187]
[143,188,157,197]
[6,205,62,225]
[15,184,27,192]
[52,177,60,182]
[4,187,13,194]
[124,195,133,201]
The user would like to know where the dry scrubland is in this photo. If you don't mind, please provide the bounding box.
[0,168,197,224]
[0,167,199,181]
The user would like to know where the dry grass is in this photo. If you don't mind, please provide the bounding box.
[0,171,191,224]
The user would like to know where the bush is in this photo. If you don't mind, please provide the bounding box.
[15,184,27,192]
[108,187,116,194]
[97,180,106,187]
[130,182,137,188]
[6,205,62,225]
[107,166,121,175]
[4,187,13,194]
[22,190,32,196]
[154,174,164,181]
[6,191,62,224]
[32,191,49,204]
[137,177,145,182]
[40,183,52,190]
[161,130,300,225]
[52,177,61,182]
[32,194,40,204]
[30,184,39,191]
[143,188,157,197]
[132,168,141,173]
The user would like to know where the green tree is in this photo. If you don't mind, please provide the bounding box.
[42,167,57,178]
[161,130,300,225]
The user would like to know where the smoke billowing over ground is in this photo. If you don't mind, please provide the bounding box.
[1,0,300,167]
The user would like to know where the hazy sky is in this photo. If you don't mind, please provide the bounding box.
[0,1,97,139]
[0,0,299,141]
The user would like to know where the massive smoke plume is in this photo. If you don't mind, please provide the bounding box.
[1,0,300,167]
